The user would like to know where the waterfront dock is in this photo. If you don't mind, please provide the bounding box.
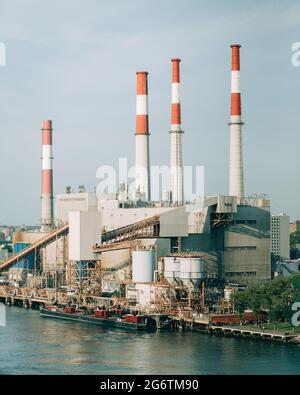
[209,325,298,342]
[1,285,299,344]
[0,286,72,309]
[172,315,210,332]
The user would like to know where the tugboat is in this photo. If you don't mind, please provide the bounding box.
[40,305,149,331]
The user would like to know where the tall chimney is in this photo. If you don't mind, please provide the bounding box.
[41,120,54,231]
[135,71,150,201]
[229,44,244,198]
[170,58,184,205]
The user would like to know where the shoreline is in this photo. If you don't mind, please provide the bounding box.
[172,316,300,344]
[208,326,300,345]
[2,302,300,345]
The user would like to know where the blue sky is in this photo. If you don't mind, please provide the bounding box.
[0,0,299,224]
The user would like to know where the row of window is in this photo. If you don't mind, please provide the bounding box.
[233,220,257,225]
[225,271,257,277]
[225,246,257,251]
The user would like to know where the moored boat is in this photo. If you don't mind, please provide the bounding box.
[40,306,149,331]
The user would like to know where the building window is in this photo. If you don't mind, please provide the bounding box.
[225,246,257,251]
[247,220,257,225]
[225,271,257,277]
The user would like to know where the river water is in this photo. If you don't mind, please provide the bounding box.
[0,307,299,375]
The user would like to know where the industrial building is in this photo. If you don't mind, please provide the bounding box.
[0,44,271,314]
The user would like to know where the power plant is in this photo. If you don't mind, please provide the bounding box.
[0,45,272,323]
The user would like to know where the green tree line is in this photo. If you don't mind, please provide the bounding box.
[231,274,300,322]
[290,231,300,259]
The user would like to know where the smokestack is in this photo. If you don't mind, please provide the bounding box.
[41,120,54,231]
[135,71,150,201]
[229,44,244,198]
[170,58,184,205]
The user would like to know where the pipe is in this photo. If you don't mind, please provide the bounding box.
[153,269,159,283]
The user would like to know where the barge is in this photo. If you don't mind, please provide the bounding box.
[40,306,150,331]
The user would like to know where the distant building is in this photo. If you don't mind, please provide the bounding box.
[290,220,300,234]
[275,259,300,277]
[271,214,290,259]
[0,247,11,262]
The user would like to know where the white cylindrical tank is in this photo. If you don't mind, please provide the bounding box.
[162,190,171,203]
[179,257,205,289]
[164,257,180,285]
[132,250,156,283]
[224,287,233,301]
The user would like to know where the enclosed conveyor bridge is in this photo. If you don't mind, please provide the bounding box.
[94,215,160,251]
[0,225,69,273]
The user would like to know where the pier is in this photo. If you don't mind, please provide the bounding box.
[0,286,68,309]
[172,315,210,332]
[209,325,297,342]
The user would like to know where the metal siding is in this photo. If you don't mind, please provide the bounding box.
[13,243,35,270]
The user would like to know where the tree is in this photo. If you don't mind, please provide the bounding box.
[246,285,266,323]
[231,291,248,317]
[263,276,296,321]
[290,232,300,259]
[230,274,300,323]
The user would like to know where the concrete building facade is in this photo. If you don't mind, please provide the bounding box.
[56,191,98,224]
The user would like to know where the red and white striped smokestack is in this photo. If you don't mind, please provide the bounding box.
[41,120,54,231]
[135,71,151,201]
[170,58,184,205]
[229,44,244,198]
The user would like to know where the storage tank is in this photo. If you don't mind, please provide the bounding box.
[162,190,171,203]
[179,256,205,289]
[132,250,156,283]
[224,286,234,301]
[164,256,180,285]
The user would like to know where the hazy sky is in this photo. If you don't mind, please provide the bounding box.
[0,0,299,225]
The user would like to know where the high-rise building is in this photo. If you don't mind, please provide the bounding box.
[271,213,290,259]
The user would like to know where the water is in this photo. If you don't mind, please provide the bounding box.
[0,307,299,375]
